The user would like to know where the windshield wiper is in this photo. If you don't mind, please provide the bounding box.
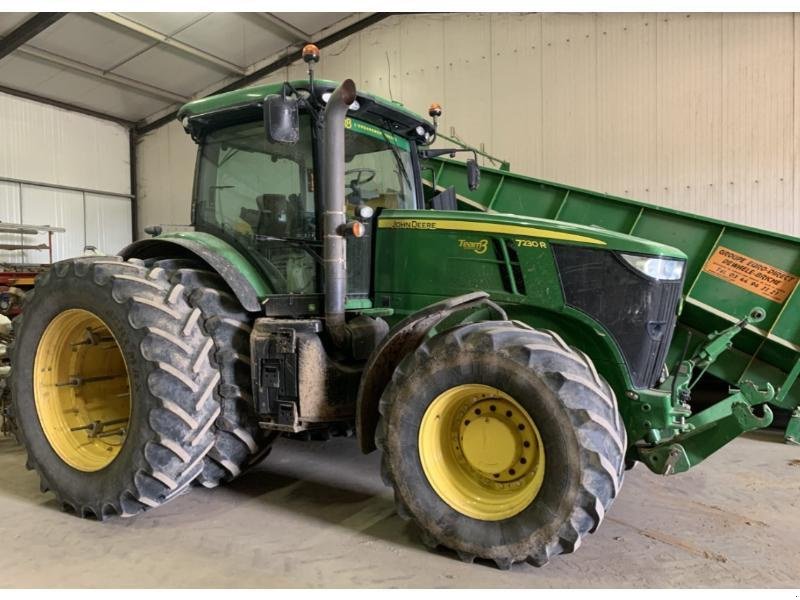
[380,120,412,190]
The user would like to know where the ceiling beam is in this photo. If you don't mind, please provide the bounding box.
[19,46,189,104]
[137,12,394,134]
[0,85,135,128]
[253,13,309,42]
[0,12,66,61]
[214,12,390,96]
[95,12,246,76]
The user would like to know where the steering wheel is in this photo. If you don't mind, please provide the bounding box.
[345,168,376,187]
[345,168,377,206]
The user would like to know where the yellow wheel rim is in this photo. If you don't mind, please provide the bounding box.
[418,384,545,521]
[33,309,131,472]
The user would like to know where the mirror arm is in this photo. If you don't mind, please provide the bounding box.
[419,148,481,191]
[277,82,321,124]
[418,147,480,163]
[419,147,473,159]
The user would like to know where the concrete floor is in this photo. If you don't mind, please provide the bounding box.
[0,430,798,588]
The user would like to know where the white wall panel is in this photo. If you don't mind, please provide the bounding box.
[0,91,131,263]
[596,13,656,199]
[0,181,22,264]
[0,91,131,194]
[318,34,362,83]
[359,19,401,101]
[541,13,598,189]
[136,12,800,237]
[443,14,493,154]
[721,13,794,234]
[656,13,723,217]
[20,186,84,263]
[84,193,132,255]
[396,14,445,127]
[136,121,196,237]
[490,13,543,174]
[795,13,800,237]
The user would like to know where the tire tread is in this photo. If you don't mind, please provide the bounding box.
[11,256,222,519]
[377,320,626,568]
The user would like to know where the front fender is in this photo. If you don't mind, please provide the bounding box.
[356,291,507,453]
[120,232,271,312]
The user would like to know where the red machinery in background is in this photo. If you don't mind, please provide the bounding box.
[0,222,63,435]
[0,222,65,317]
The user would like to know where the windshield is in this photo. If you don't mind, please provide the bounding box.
[342,118,416,215]
[194,115,417,294]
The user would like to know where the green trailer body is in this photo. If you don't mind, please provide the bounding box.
[424,157,800,442]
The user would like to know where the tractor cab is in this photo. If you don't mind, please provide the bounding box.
[179,77,435,312]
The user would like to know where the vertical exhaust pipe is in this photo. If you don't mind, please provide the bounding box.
[323,79,357,347]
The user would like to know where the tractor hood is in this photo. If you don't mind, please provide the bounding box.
[377,209,687,259]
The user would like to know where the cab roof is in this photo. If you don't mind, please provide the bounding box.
[177,79,436,144]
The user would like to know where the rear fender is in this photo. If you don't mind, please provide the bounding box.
[356,291,507,453]
[120,233,271,312]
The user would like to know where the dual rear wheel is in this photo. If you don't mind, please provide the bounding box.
[11,257,270,518]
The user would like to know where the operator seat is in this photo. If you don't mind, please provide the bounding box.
[250,193,314,294]
[255,193,291,238]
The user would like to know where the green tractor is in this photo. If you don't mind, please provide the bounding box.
[10,47,775,569]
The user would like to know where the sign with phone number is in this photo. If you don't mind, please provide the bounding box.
[702,245,798,304]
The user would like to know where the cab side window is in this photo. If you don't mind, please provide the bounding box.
[196,117,317,293]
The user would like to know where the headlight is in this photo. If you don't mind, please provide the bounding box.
[620,253,685,281]
[356,205,374,219]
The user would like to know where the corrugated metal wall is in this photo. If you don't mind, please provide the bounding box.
[136,121,196,234]
[0,91,133,260]
[136,12,800,238]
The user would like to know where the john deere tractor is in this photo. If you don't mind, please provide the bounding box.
[10,46,776,569]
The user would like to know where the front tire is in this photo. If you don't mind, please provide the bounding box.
[378,321,626,568]
[11,257,221,518]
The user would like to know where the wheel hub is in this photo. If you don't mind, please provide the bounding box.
[34,309,131,472]
[458,398,537,484]
[418,384,545,521]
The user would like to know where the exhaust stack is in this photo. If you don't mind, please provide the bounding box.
[323,79,357,347]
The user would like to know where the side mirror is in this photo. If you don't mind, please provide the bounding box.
[466,158,480,191]
[264,94,299,144]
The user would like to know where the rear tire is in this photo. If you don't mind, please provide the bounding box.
[378,321,626,568]
[10,257,221,518]
[149,259,275,487]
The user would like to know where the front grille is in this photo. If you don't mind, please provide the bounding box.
[552,245,684,389]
